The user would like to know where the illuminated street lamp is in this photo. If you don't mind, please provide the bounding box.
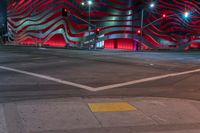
[150,3,155,8]
[184,11,189,18]
[81,2,85,6]
[81,1,93,36]
[138,9,192,51]
[81,1,97,49]
[87,0,92,5]
[88,0,92,36]
[139,2,155,51]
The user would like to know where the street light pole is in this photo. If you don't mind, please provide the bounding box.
[88,3,91,36]
[138,2,155,51]
[86,0,93,49]
[138,10,191,51]
[139,9,144,51]
[87,0,92,36]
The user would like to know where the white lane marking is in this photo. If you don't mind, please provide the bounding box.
[0,66,95,91]
[0,66,200,92]
[94,68,200,91]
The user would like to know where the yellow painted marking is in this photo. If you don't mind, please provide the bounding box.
[88,102,136,112]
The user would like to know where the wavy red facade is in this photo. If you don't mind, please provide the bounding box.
[7,0,200,50]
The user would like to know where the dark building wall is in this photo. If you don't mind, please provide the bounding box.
[7,0,200,50]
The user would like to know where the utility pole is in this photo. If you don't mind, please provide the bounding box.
[139,9,144,51]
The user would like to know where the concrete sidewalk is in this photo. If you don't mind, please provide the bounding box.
[1,97,200,133]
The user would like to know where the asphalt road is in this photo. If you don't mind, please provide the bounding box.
[0,45,199,102]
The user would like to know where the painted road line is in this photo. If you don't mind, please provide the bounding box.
[0,66,95,91]
[0,65,200,92]
[88,102,136,112]
[94,68,200,91]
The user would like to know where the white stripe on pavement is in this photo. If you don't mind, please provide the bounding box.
[94,68,200,91]
[0,66,95,91]
[0,66,200,92]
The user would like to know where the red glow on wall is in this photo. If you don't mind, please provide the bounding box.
[19,39,35,45]
[189,43,200,49]
[44,34,66,47]
[117,39,135,50]
[104,39,115,49]
[104,38,136,50]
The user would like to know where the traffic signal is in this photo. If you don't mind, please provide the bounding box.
[137,30,141,35]
[62,8,69,17]
[96,28,100,35]
[162,14,166,18]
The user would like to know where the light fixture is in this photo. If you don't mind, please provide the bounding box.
[87,0,92,5]
[150,3,155,8]
[162,14,166,18]
[81,2,85,6]
[184,11,189,18]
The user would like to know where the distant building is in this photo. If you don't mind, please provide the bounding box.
[6,0,200,50]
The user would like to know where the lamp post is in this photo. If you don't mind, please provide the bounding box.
[82,0,92,36]
[139,9,144,51]
[138,3,155,51]
[82,0,95,49]
[138,9,191,51]
[87,0,92,36]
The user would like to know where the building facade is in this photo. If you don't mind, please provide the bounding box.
[7,0,200,50]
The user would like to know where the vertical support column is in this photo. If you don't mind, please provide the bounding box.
[131,0,135,51]
[139,9,144,51]
[88,4,91,49]
[88,5,91,36]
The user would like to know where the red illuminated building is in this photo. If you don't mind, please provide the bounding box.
[6,0,200,50]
